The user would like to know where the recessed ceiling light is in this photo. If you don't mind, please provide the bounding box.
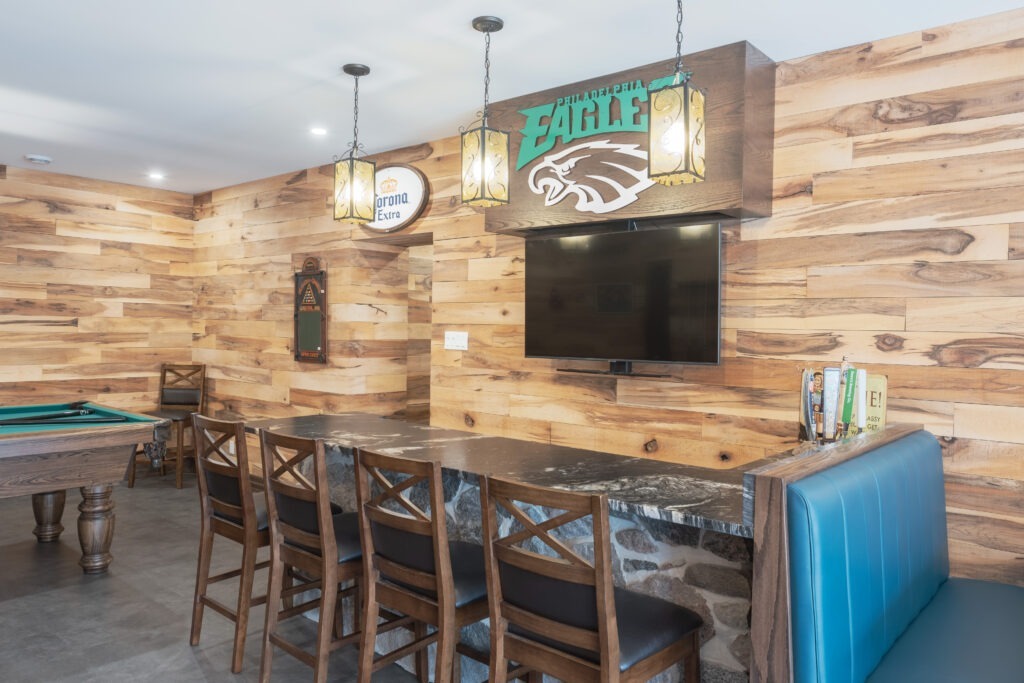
[24,153,53,165]
[148,171,166,181]
[310,127,328,136]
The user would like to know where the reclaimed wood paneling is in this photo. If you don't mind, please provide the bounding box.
[5,15,1021,675]
[723,298,907,331]
[734,329,1024,370]
[941,437,1024,479]
[813,148,1024,203]
[807,261,1024,298]
[906,296,1024,333]
[406,243,432,422]
[0,167,194,411]
[412,6,1024,511]
[191,147,473,421]
[743,18,1024,643]
[946,473,1024,585]
[729,229,1007,272]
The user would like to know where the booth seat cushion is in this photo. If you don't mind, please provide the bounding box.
[868,577,1024,683]
[787,430,949,683]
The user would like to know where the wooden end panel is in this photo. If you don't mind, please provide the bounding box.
[0,444,137,498]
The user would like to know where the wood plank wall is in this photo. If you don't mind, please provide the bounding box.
[755,9,1024,584]
[0,165,194,410]
[407,243,433,422]
[191,167,411,420]
[431,9,1024,583]
[1,8,1020,584]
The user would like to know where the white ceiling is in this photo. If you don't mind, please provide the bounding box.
[1,0,1019,194]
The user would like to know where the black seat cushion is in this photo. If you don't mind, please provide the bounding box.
[502,560,597,629]
[161,387,201,406]
[331,512,363,564]
[206,470,243,507]
[147,407,195,422]
[276,494,343,535]
[283,510,362,564]
[448,540,488,608]
[504,559,701,672]
[613,587,702,671]
[373,525,487,609]
[212,493,269,532]
[205,470,269,532]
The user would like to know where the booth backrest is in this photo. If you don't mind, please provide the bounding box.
[787,430,948,683]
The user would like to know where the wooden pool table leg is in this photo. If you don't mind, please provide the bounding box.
[77,484,115,574]
[32,490,67,542]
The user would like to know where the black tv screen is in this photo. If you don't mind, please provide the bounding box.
[525,220,721,365]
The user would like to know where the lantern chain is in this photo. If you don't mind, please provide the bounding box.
[674,0,684,76]
[351,74,361,156]
[482,30,492,125]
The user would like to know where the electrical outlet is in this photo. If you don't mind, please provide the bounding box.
[444,330,469,351]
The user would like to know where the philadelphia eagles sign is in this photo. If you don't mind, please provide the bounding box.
[516,79,656,215]
[482,41,776,234]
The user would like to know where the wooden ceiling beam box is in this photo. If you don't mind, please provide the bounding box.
[484,41,775,235]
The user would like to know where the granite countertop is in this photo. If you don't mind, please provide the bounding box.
[246,413,775,538]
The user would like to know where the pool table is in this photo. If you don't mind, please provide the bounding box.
[0,401,169,574]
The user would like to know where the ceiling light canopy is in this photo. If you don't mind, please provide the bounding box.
[460,16,510,208]
[648,0,706,186]
[334,63,376,225]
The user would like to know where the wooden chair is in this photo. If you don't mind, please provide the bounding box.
[189,414,270,673]
[354,449,490,683]
[479,476,704,683]
[258,429,365,683]
[129,363,206,488]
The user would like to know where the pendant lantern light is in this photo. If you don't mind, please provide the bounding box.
[648,0,706,185]
[460,16,510,207]
[334,63,376,224]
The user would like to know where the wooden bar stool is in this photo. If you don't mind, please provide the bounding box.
[129,363,206,488]
[354,449,490,683]
[258,429,365,683]
[189,414,270,673]
[480,476,704,683]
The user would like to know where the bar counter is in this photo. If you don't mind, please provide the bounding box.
[245,412,759,681]
[246,412,764,538]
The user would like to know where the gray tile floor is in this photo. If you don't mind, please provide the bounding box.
[0,470,418,682]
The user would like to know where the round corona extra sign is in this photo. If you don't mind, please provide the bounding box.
[364,164,429,233]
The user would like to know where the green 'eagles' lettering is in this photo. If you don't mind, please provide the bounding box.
[516,79,649,170]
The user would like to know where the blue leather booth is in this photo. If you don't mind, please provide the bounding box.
[787,430,1024,682]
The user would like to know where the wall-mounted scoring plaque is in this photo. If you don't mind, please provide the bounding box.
[364,164,430,233]
[294,257,327,364]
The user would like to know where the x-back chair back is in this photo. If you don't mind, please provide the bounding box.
[189,413,269,674]
[354,448,490,683]
[139,363,206,488]
[258,429,362,683]
[481,476,703,683]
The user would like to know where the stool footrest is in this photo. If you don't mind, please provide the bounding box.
[372,630,439,671]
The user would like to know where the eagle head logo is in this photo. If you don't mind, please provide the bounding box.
[526,140,655,214]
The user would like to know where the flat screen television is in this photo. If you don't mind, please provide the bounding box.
[525,218,721,370]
